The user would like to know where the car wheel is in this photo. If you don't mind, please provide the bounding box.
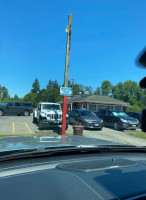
[0,110,4,116]
[39,119,43,129]
[66,123,68,130]
[69,117,71,124]
[98,128,102,131]
[33,115,37,123]
[114,122,119,130]
[23,110,30,116]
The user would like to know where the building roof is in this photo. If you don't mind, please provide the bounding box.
[59,95,130,107]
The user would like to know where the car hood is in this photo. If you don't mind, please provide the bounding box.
[81,116,101,121]
[116,116,138,121]
[0,136,122,152]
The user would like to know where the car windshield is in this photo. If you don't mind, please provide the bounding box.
[80,110,96,117]
[0,0,145,155]
[42,104,61,110]
[112,111,128,117]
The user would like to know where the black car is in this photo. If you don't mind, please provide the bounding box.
[126,112,142,128]
[0,102,33,116]
[96,109,139,130]
[69,109,103,130]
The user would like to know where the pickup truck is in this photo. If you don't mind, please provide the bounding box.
[33,102,69,129]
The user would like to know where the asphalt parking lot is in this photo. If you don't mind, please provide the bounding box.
[0,114,145,146]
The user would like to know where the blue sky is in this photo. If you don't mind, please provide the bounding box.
[0,0,146,97]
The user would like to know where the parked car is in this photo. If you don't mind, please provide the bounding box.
[96,109,139,131]
[0,102,33,116]
[33,102,68,130]
[69,109,103,130]
[126,112,142,128]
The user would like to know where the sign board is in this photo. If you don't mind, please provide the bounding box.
[60,87,72,96]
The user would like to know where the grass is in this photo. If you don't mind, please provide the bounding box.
[127,132,146,140]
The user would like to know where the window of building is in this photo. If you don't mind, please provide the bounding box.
[98,105,105,110]
[82,103,86,109]
[77,104,81,109]
[115,106,121,110]
[107,105,114,109]
[89,104,96,112]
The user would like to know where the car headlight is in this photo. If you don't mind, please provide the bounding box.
[84,119,92,123]
[120,118,128,123]
[100,119,103,123]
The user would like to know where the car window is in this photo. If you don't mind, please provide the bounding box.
[107,111,113,116]
[8,102,13,107]
[112,111,127,117]
[74,111,79,116]
[15,103,20,107]
[80,110,96,117]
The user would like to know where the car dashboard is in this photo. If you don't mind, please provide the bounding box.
[0,152,146,200]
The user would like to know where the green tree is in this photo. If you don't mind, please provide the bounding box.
[85,86,93,94]
[13,94,19,100]
[94,87,101,95]
[112,82,124,100]
[127,105,142,112]
[101,80,112,96]
[46,80,54,90]
[23,93,38,107]
[31,78,40,93]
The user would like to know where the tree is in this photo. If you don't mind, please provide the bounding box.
[31,78,40,93]
[94,87,101,95]
[23,93,38,107]
[13,94,19,100]
[127,105,142,112]
[101,80,112,96]
[112,82,124,100]
[85,86,93,94]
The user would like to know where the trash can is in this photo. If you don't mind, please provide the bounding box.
[73,126,84,136]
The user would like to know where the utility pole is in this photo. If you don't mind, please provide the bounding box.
[64,14,72,87]
[62,14,72,136]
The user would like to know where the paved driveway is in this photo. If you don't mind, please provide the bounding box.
[0,115,145,146]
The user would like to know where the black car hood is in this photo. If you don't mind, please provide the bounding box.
[116,116,138,121]
[81,116,101,121]
[0,135,122,152]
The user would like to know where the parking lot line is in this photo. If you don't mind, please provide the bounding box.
[12,122,15,134]
[25,122,32,134]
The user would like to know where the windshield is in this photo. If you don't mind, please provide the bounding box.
[80,110,96,117]
[0,0,145,154]
[112,111,128,117]
[42,104,61,110]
